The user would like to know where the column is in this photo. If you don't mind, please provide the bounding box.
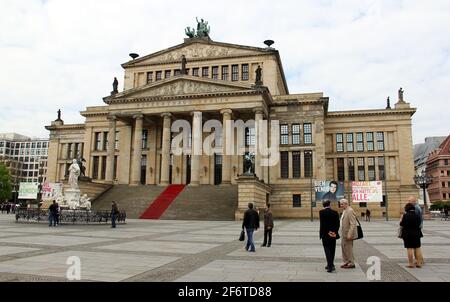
[254,108,264,180]
[221,109,232,184]
[105,116,116,182]
[130,114,143,186]
[160,113,172,185]
[190,111,202,186]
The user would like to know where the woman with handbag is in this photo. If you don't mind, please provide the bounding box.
[400,203,423,268]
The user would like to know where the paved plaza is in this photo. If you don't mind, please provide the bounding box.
[0,214,449,282]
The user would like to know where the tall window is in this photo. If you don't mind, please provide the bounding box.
[293,194,301,207]
[231,64,239,81]
[101,156,107,179]
[304,151,313,177]
[303,123,312,144]
[368,157,376,180]
[92,156,99,179]
[358,157,365,181]
[337,158,345,181]
[378,157,385,180]
[346,133,354,152]
[356,132,364,152]
[376,132,385,151]
[67,143,73,159]
[146,72,153,83]
[95,132,101,151]
[164,70,171,79]
[115,131,119,150]
[293,151,301,178]
[348,157,355,181]
[280,124,289,145]
[241,64,249,80]
[245,127,255,146]
[212,66,219,79]
[142,129,148,149]
[192,68,199,77]
[366,132,374,151]
[174,69,181,76]
[202,67,209,77]
[292,124,300,145]
[113,156,118,180]
[221,65,228,80]
[103,131,108,151]
[155,71,162,81]
[336,133,344,152]
[280,151,289,179]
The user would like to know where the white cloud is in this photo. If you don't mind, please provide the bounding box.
[0,0,449,143]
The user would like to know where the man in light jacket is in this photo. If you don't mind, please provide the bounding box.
[339,199,358,268]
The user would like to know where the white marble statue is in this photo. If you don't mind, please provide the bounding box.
[79,194,92,211]
[68,159,80,189]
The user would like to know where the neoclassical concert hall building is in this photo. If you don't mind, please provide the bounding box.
[45,25,417,219]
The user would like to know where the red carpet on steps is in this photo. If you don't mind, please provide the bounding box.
[139,185,186,219]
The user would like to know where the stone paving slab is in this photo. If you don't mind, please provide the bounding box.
[0,246,40,256]
[175,260,367,282]
[157,234,237,243]
[363,236,450,245]
[0,232,29,238]
[95,240,220,254]
[373,244,450,259]
[68,230,152,239]
[401,263,450,282]
[0,235,116,247]
[191,229,243,235]
[0,226,87,234]
[228,244,343,258]
[256,236,320,245]
[0,251,179,282]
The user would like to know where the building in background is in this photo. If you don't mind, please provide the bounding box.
[426,135,450,202]
[0,133,49,185]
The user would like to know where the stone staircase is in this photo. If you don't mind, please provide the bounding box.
[92,185,165,218]
[161,185,238,221]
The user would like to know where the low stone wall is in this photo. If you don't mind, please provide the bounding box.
[235,175,272,220]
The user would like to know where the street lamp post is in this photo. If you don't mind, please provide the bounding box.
[414,170,433,215]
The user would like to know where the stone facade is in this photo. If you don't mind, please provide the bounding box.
[45,36,417,219]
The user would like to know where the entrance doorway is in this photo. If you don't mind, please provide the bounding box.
[186,155,191,184]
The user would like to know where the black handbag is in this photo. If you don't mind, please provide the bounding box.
[355,218,364,239]
[239,230,245,241]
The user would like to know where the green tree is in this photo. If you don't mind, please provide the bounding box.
[0,163,13,203]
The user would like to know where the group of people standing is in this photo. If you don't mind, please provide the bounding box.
[241,195,425,273]
[0,203,17,214]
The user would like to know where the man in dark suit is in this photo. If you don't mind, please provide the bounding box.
[319,199,340,272]
[242,202,260,252]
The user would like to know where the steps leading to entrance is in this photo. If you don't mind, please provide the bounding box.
[91,185,165,218]
[161,185,238,221]
[140,185,186,219]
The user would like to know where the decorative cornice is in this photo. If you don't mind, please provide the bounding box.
[45,124,85,131]
[104,90,262,105]
[326,108,416,118]
[80,111,108,117]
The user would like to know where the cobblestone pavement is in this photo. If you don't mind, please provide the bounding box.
[0,214,449,282]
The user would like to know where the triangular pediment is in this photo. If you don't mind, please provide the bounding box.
[122,39,271,67]
[110,75,256,99]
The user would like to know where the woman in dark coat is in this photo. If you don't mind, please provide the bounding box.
[400,203,422,268]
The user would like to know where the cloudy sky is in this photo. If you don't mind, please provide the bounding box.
[0,0,449,144]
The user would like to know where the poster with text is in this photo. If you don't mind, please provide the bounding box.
[351,181,383,202]
[42,183,63,200]
[315,180,345,202]
[18,182,39,199]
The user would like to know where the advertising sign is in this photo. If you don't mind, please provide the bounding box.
[18,182,39,199]
[351,181,383,202]
[315,180,345,202]
[42,183,63,200]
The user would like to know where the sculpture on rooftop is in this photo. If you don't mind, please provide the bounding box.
[185,18,210,38]
[112,77,118,95]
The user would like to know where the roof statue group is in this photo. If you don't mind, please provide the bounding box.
[185,17,210,38]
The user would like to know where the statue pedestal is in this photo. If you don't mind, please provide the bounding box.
[64,188,81,204]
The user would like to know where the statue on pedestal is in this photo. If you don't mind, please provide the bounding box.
[398,87,404,102]
[68,159,80,189]
[243,153,255,175]
[111,77,118,95]
[255,65,263,86]
[181,55,187,75]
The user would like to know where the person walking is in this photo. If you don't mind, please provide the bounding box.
[48,201,58,227]
[365,209,371,222]
[242,202,260,252]
[319,200,340,273]
[111,201,119,228]
[408,196,424,266]
[339,199,358,269]
[261,203,274,247]
[400,203,423,268]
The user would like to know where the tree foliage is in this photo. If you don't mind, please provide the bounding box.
[0,163,13,202]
